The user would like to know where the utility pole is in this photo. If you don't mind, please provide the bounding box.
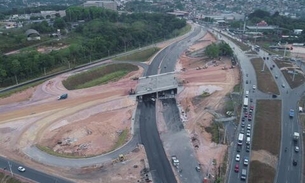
[283,42,288,58]
[292,68,296,81]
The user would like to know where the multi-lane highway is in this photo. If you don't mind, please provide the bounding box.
[140,23,205,183]
[216,30,303,183]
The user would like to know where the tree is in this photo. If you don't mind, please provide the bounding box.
[10,59,21,84]
[205,43,219,58]
[53,18,66,29]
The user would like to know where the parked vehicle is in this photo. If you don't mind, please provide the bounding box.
[236,154,240,162]
[235,164,239,172]
[244,157,249,166]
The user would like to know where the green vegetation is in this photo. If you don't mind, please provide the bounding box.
[225,100,234,112]
[233,83,241,92]
[36,145,93,158]
[0,7,187,87]
[252,100,281,156]
[250,58,280,94]
[205,122,224,144]
[249,161,276,183]
[223,34,251,51]
[62,63,138,90]
[112,129,129,150]
[201,91,210,97]
[205,41,233,58]
[0,172,22,183]
[114,47,160,61]
[0,80,45,99]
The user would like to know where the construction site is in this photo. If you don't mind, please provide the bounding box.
[0,31,239,183]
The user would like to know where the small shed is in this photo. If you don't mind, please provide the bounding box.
[25,29,40,41]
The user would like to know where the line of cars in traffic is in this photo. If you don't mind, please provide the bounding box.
[235,89,255,181]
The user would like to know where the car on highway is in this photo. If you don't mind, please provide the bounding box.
[289,109,295,118]
[241,121,245,127]
[240,128,245,134]
[275,75,278,79]
[244,157,249,166]
[236,154,240,162]
[250,105,254,110]
[242,117,245,122]
[246,144,250,152]
[248,115,252,121]
[250,98,253,102]
[18,166,25,172]
[295,146,299,152]
[281,83,285,88]
[237,145,241,152]
[246,130,251,137]
[247,124,251,130]
[234,164,239,172]
[293,159,297,166]
[195,166,201,172]
[252,85,256,90]
[244,112,248,118]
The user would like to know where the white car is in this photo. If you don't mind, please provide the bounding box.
[247,124,251,130]
[244,158,249,166]
[252,85,256,89]
[236,154,240,162]
[295,146,299,152]
[18,166,25,172]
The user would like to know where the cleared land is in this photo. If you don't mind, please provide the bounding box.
[252,100,281,155]
[114,47,160,61]
[248,160,276,183]
[250,58,280,94]
[274,60,305,89]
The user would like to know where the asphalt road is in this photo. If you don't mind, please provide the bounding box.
[0,156,73,183]
[216,30,303,183]
[139,24,205,183]
[0,24,212,183]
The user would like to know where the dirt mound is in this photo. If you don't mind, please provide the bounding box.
[251,150,278,169]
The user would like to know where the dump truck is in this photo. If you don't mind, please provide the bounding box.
[57,93,68,100]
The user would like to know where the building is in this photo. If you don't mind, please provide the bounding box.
[83,1,117,11]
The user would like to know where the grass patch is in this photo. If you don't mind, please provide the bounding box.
[36,145,91,158]
[0,172,23,183]
[114,47,160,61]
[252,100,281,156]
[274,59,305,88]
[205,122,224,144]
[222,34,251,51]
[250,58,280,94]
[248,160,276,183]
[177,24,192,36]
[233,83,241,92]
[112,129,129,150]
[0,80,45,98]
[225,100,234,112]
[62,63,138,90]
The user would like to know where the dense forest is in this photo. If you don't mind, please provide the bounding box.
[0,7,186,87]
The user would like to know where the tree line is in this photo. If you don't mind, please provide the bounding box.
[0,7,186,87]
